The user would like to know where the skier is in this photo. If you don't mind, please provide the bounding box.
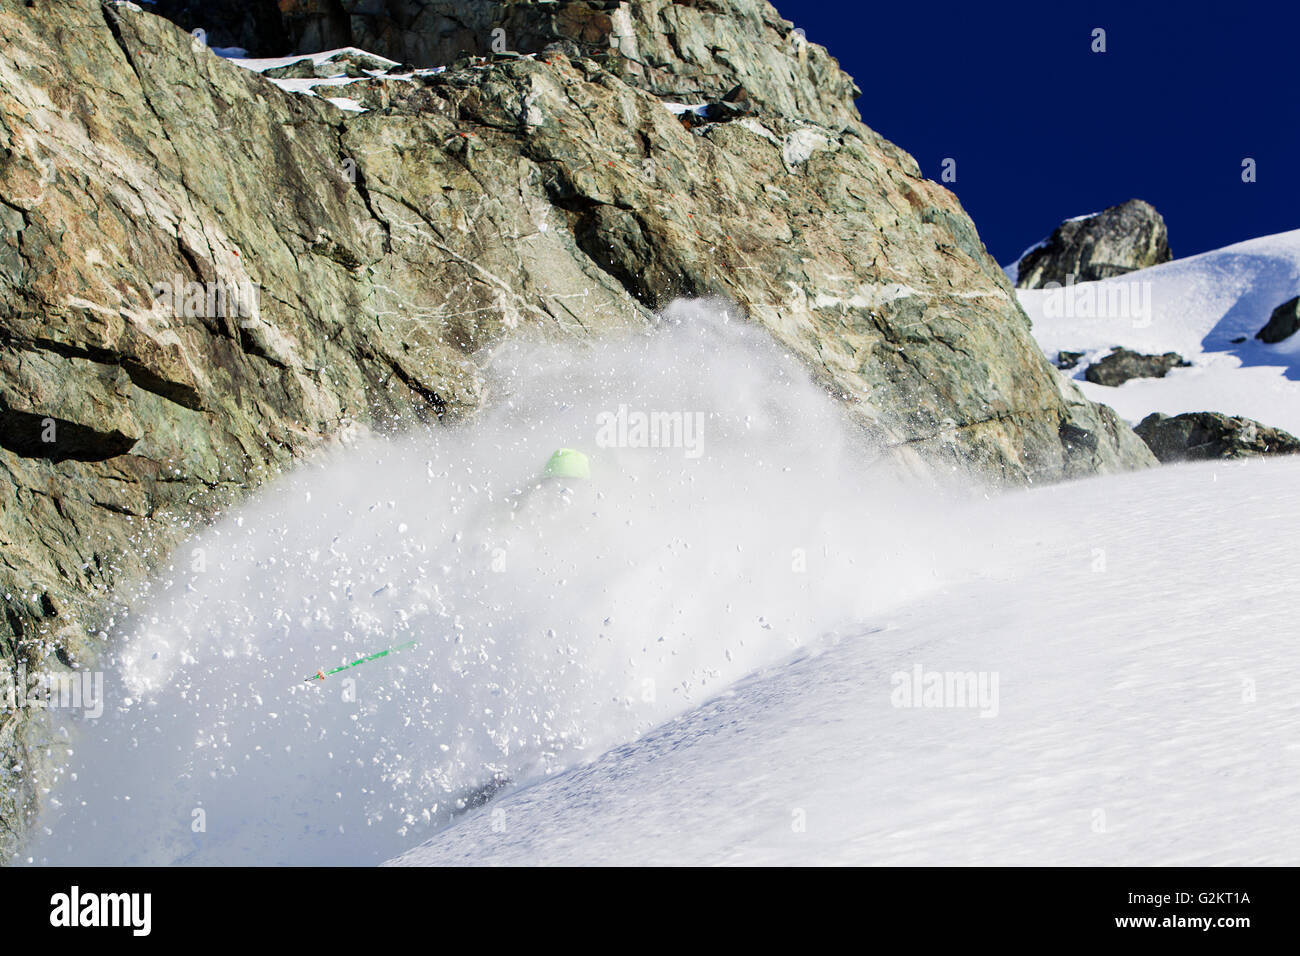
[542,446,591,482]
[305,450,592,683]
[509,447,593,517]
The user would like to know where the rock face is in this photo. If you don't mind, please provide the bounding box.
[1084,348,1191,387]
[1015,200,1172,289]
[0,0,1154,844]
[1256,295,1300,344]
[1135,412,1300,462]
[149,0,290,53]
[157,0,865,129]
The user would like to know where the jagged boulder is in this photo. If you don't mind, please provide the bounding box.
[1256,295,1300,344]
[1015,200,1171,289]
[1135,412,1300,462]
[1084,348,1190,387]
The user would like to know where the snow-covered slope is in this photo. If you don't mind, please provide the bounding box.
[1018,229,1300,433]
[392,456,1300,866]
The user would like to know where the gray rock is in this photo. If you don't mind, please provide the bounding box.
[1135,412,1300,462]
[1084,348,1190,387]
[1256,295,1300,344]
[1015,200,1172,289]
[1056,351,1084,370]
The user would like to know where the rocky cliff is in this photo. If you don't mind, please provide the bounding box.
[0,0,1154,846]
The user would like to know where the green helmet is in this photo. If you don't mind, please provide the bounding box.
[543,447,590,480]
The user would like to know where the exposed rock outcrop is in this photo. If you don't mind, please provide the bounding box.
[0,0,1154,845]
[1256,295,1300,344]
[1135,412,1300,462]
[1014,200,1172,289]
[157,0,867,130]
[1084,348,1191,387]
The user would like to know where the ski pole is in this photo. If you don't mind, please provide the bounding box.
[303,639,419,683]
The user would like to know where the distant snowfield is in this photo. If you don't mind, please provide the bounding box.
[1016,229,1300,434]
[392,457,1300,866]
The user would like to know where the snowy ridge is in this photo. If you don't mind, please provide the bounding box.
[1021,229,1300,433]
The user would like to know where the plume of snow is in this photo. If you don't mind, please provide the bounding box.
[28,300,969,865]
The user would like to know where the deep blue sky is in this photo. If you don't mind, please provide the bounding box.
[790,1,1299,265]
